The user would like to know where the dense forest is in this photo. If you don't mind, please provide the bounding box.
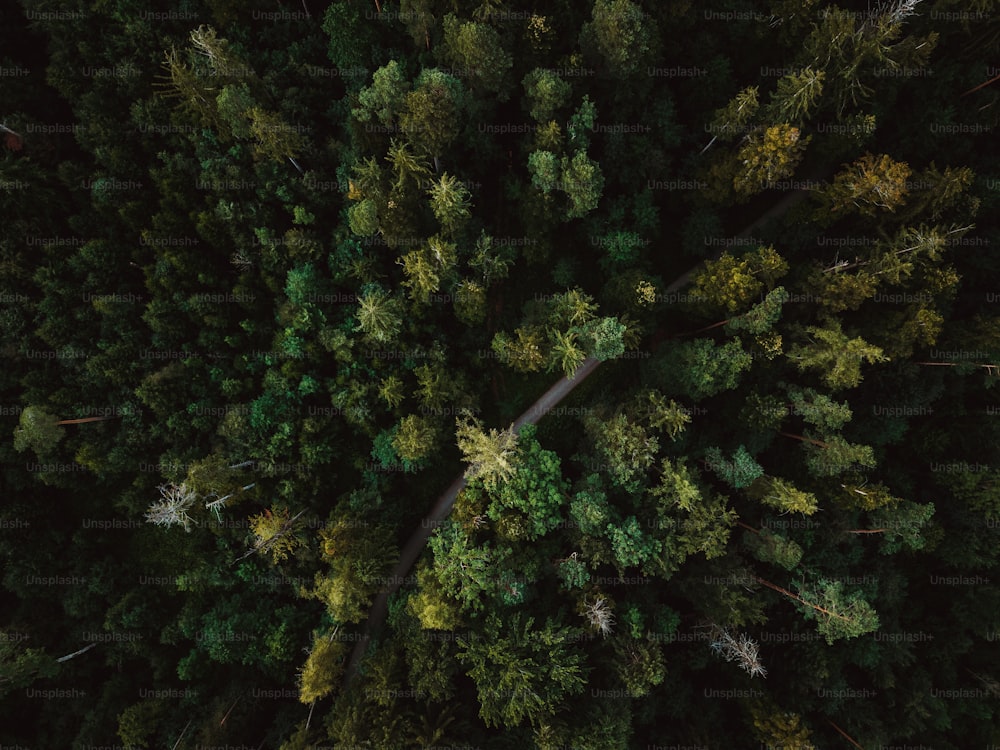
[2,0,1000,747]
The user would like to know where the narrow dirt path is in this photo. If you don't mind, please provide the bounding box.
[341,181,817,688]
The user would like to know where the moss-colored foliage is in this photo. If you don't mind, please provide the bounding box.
[733,124,811,197]
[523,68,572,122]
[692,246,789,314]
[12,405,65,457]
[744,528,803,570]
[456,612,588,728]
[747,476,820,515]
[748,699,816,750]
[787,319,888,389]
[579,0,656,77]
[298,632,348,704]
[455,412,520,491]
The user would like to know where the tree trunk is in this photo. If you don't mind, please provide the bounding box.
[777,431,830,448]
[56,415,120,425]
[55,642,98,663]
[754,576,852,622]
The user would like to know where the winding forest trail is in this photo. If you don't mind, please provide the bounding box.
[341,180,817,689]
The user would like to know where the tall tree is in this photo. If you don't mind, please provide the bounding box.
[455,411,520,491]
[456,612,588,728]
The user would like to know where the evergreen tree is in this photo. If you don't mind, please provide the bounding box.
[455,411,520,493]
[787,320,888,390]
[456,613,588,728]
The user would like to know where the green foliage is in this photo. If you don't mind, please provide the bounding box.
[764,67,825,125]
[456,612,588,728]
[353,60,410,128]
[815,152,913,219]
[575,316,625,361]
[557,555,591,590]
[393,414,439,465]
[401,69,466,159]
[704,445,764,489]
[298,632,348,703]
[347,198,379,236]
[560,150,605,219]
[455,412,521,492]
[567,96,598,148]
[692,246,789,314]
[528,150,560,193]
[583,411,658,492]
[744,528,803,570]
[606,515,662,570]
[724,286,790,336]
[523,68,572,122]
[427,519,500,613]
[787,320,888,389]
[247,505,305,564]
[488,424,568,540]
[748,476,820,515]
[868,501,936,554]
[116,699,167,750]
[733,124,811,197]
[580,0,656,77]
[355,285,403,343]
[658,338,754,401]
[440,15,513,99]
[12,405,65,457]
[785,385,853,433]
[748,699,816,750]
[793,578,880,644]
[0,639,59,698]
[408,566,464,631]
[427,173,472,235]
[612,638,666,697]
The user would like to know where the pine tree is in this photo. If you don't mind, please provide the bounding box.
[546,329,588,378]
[692,246,789,314]
[764,67,825,125]
[522,68,572,122]
[355,285,403,343]
[492,326,547,373]
[560,149,604,219]
[400,69,465,165]
[353,59,411,129]
[244,505,307,564]
[613,638,666,697]
[583,411,658,492]
[742,526,803,570]
[12,405,65,456]
[733,124,810,197]
[814,152,912,219]
[747,476,820,515]
[579,0,656,77]
[144,482,198,532]
[393,414,439,465]
[704,445,764,490]
[787,319,888,389]
[637,390,691,440]
[455,411,520,492]
[426,173,472,235]
[703,86,759,150]
[440,14,513,99]
[748,698,815,749]
[456,612,588,728]
[298,630,348,704]
[454,279,487,325]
